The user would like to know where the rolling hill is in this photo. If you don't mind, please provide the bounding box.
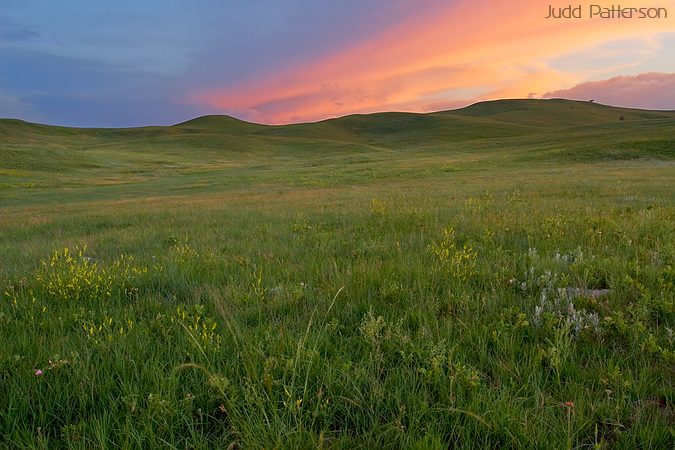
[1,98,674,207]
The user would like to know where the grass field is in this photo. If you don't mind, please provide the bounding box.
[1,99,674,448]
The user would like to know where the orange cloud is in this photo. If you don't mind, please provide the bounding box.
[543,72,675,109]
[192,1,675,123]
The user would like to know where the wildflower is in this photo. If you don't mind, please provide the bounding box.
[35,369,43,377]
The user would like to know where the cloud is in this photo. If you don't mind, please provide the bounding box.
[542,72,675,110]
[0,29,43,42]
[548,36,665,79]
[190,0,675,124]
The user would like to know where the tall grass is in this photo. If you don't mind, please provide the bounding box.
[1,184,673,448]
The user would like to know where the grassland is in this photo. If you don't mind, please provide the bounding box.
[1,99,674,448]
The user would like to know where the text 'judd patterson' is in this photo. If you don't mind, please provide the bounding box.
[546,4,668,19]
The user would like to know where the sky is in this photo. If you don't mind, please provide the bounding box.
[1,0,674,127]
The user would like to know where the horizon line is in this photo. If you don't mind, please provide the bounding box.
[2,97,674,130]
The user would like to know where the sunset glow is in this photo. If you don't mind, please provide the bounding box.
[194,1,675,124]
[1,0,674,126]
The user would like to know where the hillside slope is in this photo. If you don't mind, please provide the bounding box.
[1,99,673,206]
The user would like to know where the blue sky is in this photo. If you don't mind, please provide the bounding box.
[1,0,424,125]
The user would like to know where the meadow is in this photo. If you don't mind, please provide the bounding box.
[0,99,673,448]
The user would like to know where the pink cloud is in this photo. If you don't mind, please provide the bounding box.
[543,72,675,110]
[191,1,675,123]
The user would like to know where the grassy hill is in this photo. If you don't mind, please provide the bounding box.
[1,99,674,448]
[1,99,674,205]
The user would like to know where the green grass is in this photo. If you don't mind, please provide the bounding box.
[1,99,674,448]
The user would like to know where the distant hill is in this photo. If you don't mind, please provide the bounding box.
[448,98,675,127]
[1,99,673,190]
[3,98,674,143]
